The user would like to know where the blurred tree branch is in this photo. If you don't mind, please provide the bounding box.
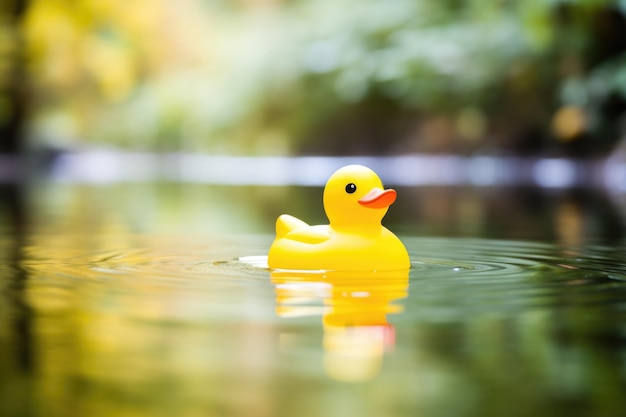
[0,0,27,154]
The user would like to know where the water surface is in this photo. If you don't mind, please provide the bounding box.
[1,183,626,417]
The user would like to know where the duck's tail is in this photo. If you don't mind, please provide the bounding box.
[276,214,309,238]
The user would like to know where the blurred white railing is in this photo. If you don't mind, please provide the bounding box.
[1,151,623,190]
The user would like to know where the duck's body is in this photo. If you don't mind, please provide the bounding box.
[268,165,410,272]
[269,218,408,270]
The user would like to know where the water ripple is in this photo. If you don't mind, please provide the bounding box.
[17,235,626,317]
[397,238,626,319]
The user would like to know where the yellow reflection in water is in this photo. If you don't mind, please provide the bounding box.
[271,269,409,382]
[16,233,279,417]
[555,198,584,249]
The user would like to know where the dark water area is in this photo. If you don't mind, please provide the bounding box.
[1,182,626,417]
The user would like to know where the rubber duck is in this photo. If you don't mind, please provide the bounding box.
[268,164,410,271]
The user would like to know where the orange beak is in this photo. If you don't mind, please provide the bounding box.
[358,188,397,209]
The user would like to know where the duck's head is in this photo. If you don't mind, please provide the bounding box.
[323,165,397,228]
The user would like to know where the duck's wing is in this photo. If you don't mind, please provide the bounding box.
[285,225,332,244]
[276,214,310,237]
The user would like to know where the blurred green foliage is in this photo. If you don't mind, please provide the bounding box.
[2,0,626,155]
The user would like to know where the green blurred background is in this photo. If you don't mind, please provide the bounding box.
[2,0,626,157]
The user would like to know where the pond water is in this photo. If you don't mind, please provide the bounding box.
[1,182,626,417]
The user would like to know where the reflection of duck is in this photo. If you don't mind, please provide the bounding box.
[272,270,409,382]
[268,165,410,271]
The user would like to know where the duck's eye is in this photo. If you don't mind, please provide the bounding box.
[345,183,357,194]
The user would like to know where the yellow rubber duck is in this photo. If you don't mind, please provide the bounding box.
[268,164,410,271]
